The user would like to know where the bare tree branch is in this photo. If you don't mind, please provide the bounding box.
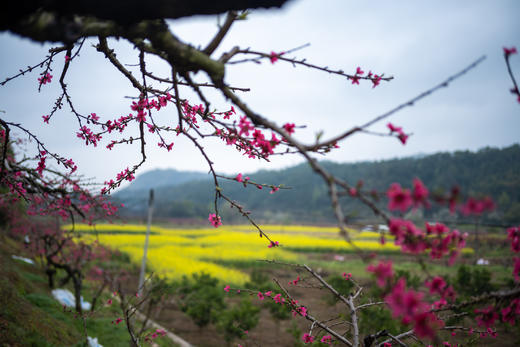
[303,55,487,151]
[203,11,238,56]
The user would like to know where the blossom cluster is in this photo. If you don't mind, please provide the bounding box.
[367,261,393,287]
[36,153,47,176]
[508,226,520,252]
[0,130,118,224]
[144,329,167,342]
[131,93,172,122]
[460,196,495,216]
[388,219,467,263]
[77,125,102,147]
[508,226,520,281]
[387,122,409,145]
[387,178,429,212]
[501,298,520,326]
[75,94,175,153]
[386,178,495,221]
[101,167,136,194]
[267,240,279,248]
[301,333,333,345]
[234,173,281,194]
[208,213,222,228]
[104,114,132,135]
[38,73,52,85]
[349,66,383,88]
[432,185,461,213]
[269,51,283,64]
[218,115,284,159]
[367,261,445,338]
[177,99,292,161]
[386,278,443,338]
[424,276,456,309]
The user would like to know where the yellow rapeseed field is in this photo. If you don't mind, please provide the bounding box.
[68,223,402,285]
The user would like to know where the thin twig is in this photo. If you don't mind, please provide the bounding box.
[144,72,250,92]
[377,330,414,347]
[203,11,237,56]
[356,301,387,310]
[431,286,520,313]
[504,50,519,102]
[303,55,487,151]
[0,46,67,86]
[273,278,354,346]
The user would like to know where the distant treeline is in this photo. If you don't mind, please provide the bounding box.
[113,144,520,225]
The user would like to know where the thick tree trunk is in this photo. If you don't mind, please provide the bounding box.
[90,281,108,312]
[73,275,83,314]
[1,0,289,43]
[46,267,56,288]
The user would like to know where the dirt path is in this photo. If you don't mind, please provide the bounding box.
[133,308,193,347]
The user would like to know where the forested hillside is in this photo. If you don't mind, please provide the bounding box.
[113,145,520,224]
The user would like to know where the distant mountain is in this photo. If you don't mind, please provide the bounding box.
[112,145,520,225]
[119,168,210,192]
[113,169,210,213]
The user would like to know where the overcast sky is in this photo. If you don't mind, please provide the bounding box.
[0,0,519,191]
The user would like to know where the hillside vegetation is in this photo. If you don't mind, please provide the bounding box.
[114,145,520,224]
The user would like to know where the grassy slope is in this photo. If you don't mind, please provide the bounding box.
[0,235,176,347]
[0,236,82,346]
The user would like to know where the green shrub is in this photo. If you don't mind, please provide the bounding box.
[358,304,404,336]
[454,265,495,297]
[216,298,260,342]
[244,269,273,291]
[177,272,225,328]
[395,269,421,290]
[323,275,354,305]
[264,295,292,321]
